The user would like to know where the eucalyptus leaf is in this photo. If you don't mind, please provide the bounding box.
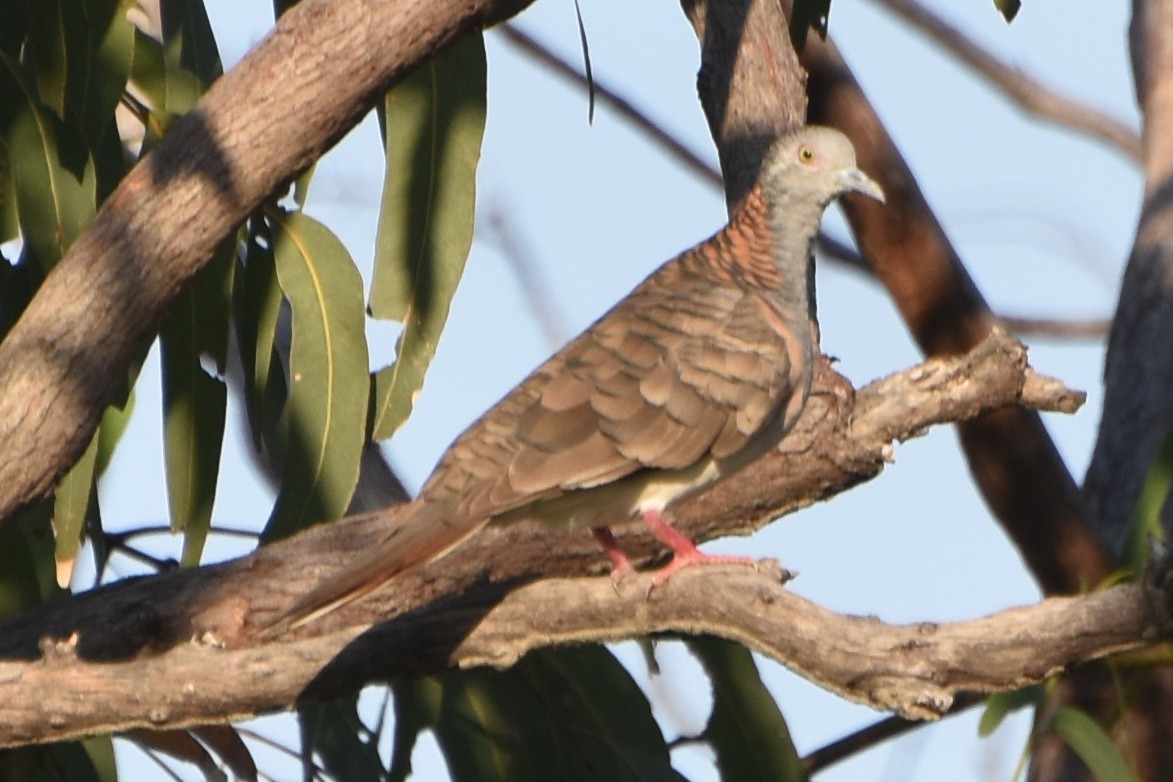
[51,431,99,588]
[264,210,368,540]
[977,685,1044,737]
[369,33,486,441]
[0,51,97,272]
[431,649,683,782]
[1051,706,1140,782]
[691,637,806,782]
[161,243,232,565]
[300,698,384,782]
[235,218,289,457]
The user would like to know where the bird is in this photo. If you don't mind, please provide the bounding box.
[278,125,883,626]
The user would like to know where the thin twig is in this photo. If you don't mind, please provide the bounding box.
[480,204,571,347]
[818,234,1110,340]
[498,24,723,188]
[996,314,1110,340]
[871,0,1141,162]
[504,23,1107,342]
[802,693,984,774]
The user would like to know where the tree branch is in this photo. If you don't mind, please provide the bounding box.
[801,32,1116,595]
[871,0,1142,163]
[0,0,538,524]
[0,334,1101,746]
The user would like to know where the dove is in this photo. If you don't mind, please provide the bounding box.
[279,126,883,626]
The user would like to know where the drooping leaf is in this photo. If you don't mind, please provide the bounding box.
[0,50,97,273]
[0,137,17,244]
[51,430,100,589]
[124,729,225,780]
[789,0,833,52]
[160,0,223,88]
[95,389,136,478]
[300,697,385,781]
[190,725,259,782]
[263,210,368,540]
[994,0,1022,23]
[1051,706,1140,782]
[389,678,444,782]
[978,685,1045,737]
[25,0,70,118]
[161,241,232,566]
[235,217,289,456]
[368,33,487,441]
[427,649,683,782]
[72,0,133,156]
[691,637,806,782]
[1126,427,1173,575]
[0,736,116,782]
[0,503,58,618]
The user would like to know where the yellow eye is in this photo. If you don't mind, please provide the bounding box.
[798,145,816,164]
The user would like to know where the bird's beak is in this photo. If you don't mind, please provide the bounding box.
[838,168,885,203]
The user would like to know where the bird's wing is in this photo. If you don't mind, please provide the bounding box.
[419,261,799,521]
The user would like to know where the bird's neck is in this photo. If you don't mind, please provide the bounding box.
[703,183,823,331]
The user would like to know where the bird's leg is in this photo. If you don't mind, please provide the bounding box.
[592,527,637,584]
[640,508,756,583]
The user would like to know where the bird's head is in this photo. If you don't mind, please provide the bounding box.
[759,126,885,206]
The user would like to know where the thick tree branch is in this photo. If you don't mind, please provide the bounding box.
[800,34,1115,595]
[0,334,1095,746]
[0,0,537,524]
[500,26,1109,344]
[1032,2,1173,779]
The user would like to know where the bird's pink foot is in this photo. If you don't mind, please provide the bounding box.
[592,527,637,585]
[641,508,756,584]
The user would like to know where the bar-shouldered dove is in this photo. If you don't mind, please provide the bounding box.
[279,126,883,626]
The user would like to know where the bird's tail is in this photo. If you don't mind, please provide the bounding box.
[272,500,478,628]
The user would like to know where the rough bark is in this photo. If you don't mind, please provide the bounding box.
[800,35,1113,596]
[0,337,1096,747]
[679,0,807,209]
[1031,1,1173,779]
[0,0,536,525]
[1085,0,1173,563]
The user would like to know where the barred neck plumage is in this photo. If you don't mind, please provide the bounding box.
[680,182,822,315]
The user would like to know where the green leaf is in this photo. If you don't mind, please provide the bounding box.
[52,430,100,589]
[0,50,98,272]
[390,678,444,782]
[0,503,58,618]
[25,0,70,118]
[263,210,368,541]
[429,649,683,782]
[161,242,232,566]
[299,697,385,781]
[978,685,1044,737]
[691,637,806,782]
[0,737,116,782]
[95,389,136,477]
[1126,427,1173,575]
[789,0,833,52]
[369,33,487,441]
[994,0,1022,23]
[1051,706,1140,782]
[73,0,133,151]
[0,137,17,244]
[235,218,289,456]
[160,0,223,88]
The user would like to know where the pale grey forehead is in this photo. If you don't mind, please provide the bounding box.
[772,126,857,161]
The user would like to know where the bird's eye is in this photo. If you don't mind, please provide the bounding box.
[798,145,816,164]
